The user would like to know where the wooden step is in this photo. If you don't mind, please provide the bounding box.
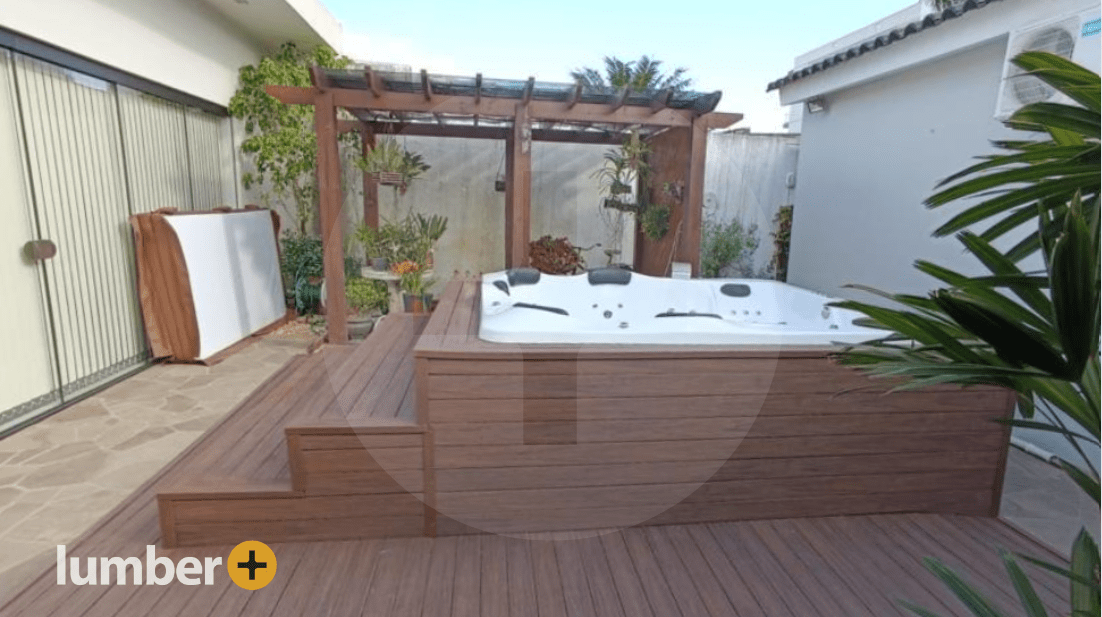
[156,315,431,547]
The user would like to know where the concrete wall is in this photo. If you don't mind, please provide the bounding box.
[337,136,618,288]
[787,38,1016,299]
[2,0,262,105]
[703,131,799,276]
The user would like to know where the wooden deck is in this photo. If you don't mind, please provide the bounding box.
[0,279,1071,615]
[3,506,1069,616]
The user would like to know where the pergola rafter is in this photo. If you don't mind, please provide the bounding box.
[265,67,740,342]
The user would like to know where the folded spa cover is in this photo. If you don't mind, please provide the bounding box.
[130,207,286,363]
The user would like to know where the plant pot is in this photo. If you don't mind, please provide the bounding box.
[347,313,376,340]
[370,171,403,186]
[402,293,426,313]
[370,256,388,271]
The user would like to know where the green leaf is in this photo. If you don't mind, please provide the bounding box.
[1058,460,1101,505]
[1000,550,1049,617]
[920,557,1008,617]
[1069,530,1100,617]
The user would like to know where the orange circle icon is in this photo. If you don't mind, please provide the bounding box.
[226,541,277,590]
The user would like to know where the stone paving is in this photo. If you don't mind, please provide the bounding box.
[0,332,1096,606]
[0,333,313,603]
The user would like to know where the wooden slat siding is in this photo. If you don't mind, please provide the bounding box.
[302,469,424,494]
[436,431,1005,469]
[433,412,999,446]
[437,450,1002,492]
[423,288,1011,532]
[171,492,425,523]
[172,514,424,546]
[299,446,423,472]
[428,389,1007,422]
[436,470,993,514]
[433,489,995,537]
[4,516,1069,616]
[295,433,424,449]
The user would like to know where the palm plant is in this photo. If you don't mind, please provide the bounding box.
[570,55,692,93]
[832,51,1099,617]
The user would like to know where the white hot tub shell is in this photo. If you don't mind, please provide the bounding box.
[478,268,882,346]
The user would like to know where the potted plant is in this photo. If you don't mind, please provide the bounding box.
[353,224,387,271]
[357,139,431,194]
[593,130,651,213]
[412,213,447,269]
[392,260,433,313]
[344,277,388,338]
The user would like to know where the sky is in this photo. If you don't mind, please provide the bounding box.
[325,0,918,133]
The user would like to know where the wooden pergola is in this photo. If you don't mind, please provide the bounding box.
[266,67,740,342]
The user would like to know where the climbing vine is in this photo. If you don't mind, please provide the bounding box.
[228,42,354,235]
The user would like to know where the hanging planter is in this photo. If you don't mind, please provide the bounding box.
[370,171,404,186]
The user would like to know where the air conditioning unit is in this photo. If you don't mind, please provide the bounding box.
[994,9,1102,119]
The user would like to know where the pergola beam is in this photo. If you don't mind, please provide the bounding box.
[348,121,627,144]
[266,85,695,128]
[566,81,583,109]
[650,88,671,113]
[520,77,535,106]
[610,87,632,113]
[421,69,432,101]
[364,67,382,97]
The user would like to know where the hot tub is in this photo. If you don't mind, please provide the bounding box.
[478,268,881,345]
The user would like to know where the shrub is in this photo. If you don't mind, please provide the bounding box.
[640,204,671,240]
[701,218,759,278]
[345,278,388,315]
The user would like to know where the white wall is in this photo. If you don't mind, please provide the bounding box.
[787,38,1016,299]
[1,0,263,105]
[704,131,800,276]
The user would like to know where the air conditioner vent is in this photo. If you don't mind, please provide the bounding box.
[995,16,1080,119]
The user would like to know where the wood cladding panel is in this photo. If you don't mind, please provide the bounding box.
[421,340,1013,533]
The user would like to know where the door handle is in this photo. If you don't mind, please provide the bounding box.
[24,239,57,262]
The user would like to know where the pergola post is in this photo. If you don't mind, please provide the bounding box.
[360,125,378,228]
[504,103,532,268]
[314,89,347,343]
[677,117,709,275]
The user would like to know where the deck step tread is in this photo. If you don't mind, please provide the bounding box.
[154,314,427,498]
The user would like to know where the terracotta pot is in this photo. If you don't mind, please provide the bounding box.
[402,294,426,313]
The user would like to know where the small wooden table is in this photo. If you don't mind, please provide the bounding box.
[360,267,434,313]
